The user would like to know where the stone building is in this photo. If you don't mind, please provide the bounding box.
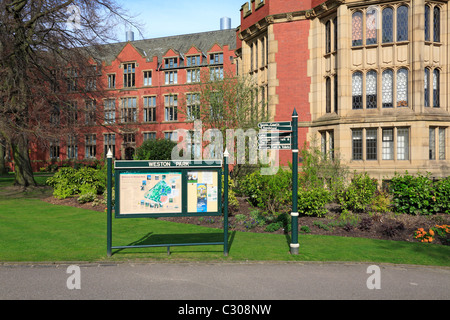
[235,0,449,180]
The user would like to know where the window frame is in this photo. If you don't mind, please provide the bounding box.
[104,133,116,158]
[186,93,201,121]
[382,69,394,108]
[164,94,178,122]
[107,74,116,89]
[85,134,97,159]
[352,129,363,160]
[352,11,363,47]
[164,70,178,85]
[382,7,394,43]
[396,68,409,108]
[366,70,378,109]
[120,97,137,123]
[143,96,156,122]
[123,62,136,88]
[352,71,363,110]
[143,70,152,87]
[104,99,116,124]
[67,135,78,160]
[396,5,409,42]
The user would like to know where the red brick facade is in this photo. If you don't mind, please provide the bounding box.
[236,0,319,166]
[27,30,236,171]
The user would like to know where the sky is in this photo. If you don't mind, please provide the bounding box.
[114,0,245,41]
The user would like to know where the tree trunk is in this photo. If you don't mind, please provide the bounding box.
[12,135,36,187]
[0,142,6,175]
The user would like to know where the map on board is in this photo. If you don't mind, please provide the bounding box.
[119,172,182,215]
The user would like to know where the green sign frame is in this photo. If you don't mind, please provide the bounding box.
[106,158,229,257]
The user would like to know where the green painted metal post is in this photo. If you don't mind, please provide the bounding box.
[107,149,113,257]
[223,149,229,256]
[291,110,299,255]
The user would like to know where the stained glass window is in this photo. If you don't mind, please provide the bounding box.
[397,68,408,107]
[382,7,393,43]
[352,72,363,109]
[425,5,431,41]
[424,68,430,107]
[382,69,393,108]
[352,11,363,46]
[433,7,440,42]
[366,9,378,45]
[366,71,377,109]
[397,6,408,42]
[433,69,440,108]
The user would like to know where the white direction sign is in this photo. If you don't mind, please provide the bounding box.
[258,121,292,131]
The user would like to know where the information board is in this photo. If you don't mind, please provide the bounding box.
[114,160,222,218]
[107,157,230,257]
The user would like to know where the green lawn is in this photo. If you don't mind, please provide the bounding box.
[0,174,449,266]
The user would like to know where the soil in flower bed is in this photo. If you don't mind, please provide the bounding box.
[42,195,450,245]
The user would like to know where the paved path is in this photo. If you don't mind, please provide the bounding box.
[1,262,449,300]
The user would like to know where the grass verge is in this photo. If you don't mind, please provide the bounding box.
[0,196,449,266]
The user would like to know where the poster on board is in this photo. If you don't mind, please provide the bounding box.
[187,171,218,213]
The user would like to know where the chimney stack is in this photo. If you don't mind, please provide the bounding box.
[220,17,231,30]
[126,30,134,42]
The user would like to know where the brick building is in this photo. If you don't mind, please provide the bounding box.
[236,0,449,180]
[28,29,236,171]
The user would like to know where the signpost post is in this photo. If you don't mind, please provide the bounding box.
[257,109,299,255]
[290,110,299,255]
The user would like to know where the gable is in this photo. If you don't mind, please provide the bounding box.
[208,43,224,53]
[115,42,145,62]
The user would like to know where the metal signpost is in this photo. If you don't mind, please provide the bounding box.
[258,110,299,255]
[106,152,230,257]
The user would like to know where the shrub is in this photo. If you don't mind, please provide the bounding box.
[389,172,439,215]
[338,209,360,225]
[265,222,282,233]
[369,191,392,214]
[298,187,332,217]
[77,192,97,204]
[134,139,177,160]
[299,141,348,201]
[46,166,106,199]
[263,213,291,233]
[339,172,377,212]
[240,168,291,216]
[434,177,450,214]
[313,220,331,231]
[223,175,239,212]
[300,225,311,233]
